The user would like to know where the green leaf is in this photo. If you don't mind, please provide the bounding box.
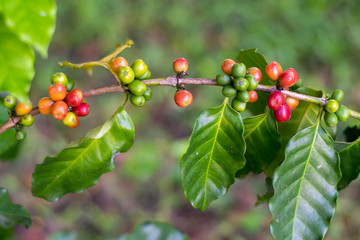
[117,221,189,240]
[343,125,360,142]
[0,102,17,158]
[181,99,246,211]
[0,16,35,102]
[31,107,135,201]
[1,0,56,58]
[236,110,281,177]
[335,138,360,190]
[269,119,341,240]
[0,188,31,228]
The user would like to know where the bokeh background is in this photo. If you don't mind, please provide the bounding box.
[1,0,360,239]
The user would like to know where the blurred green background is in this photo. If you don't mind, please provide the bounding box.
[1,0,360,239]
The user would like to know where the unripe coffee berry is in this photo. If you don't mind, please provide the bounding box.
[246,75,258,91]
[236,91,250,103]
[131,59,148,79]
[21,114,34,127]
[222,85,237,97]
[4,95,16,109]
[112,57,129,72]
[128,80,147,96]
[335,105,350,122]
[15,130,26,141]
[216,74,232,86]
[325,99,339,113]
[62,112,77,127]
[331,90,344,103]
[119,66,135,84]
[231,63,247,78]
[51,72,68,86]
[233,78,249,91]
[143,88,152,101]
[231,99,246,112]
[130,94,146,107]
[324,112,338,127]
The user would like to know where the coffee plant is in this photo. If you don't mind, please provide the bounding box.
[1,1,360,239]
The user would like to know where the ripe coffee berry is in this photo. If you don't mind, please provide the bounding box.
[248,91,258,103]
[119,66,135,84]
[174,89,193,108]
[131,59,148,79]
[221,59,236,76]
[267,91,285,111]
[48,83,67,101]
[65,89,83,107]
[285,97,299,110]
[173,58,188,75]
[51,72,68,86]
[4,95,16,109]
[247,67,262,83]
[231,63,247,78]
[279,68,299,88]
[15,101,33,116]
[72,102,90,117]
[21,114,34,127]
[325,99,339,113]
[222,85,237,97]
[52,101,68,120]
[38,97,54,115]
[265,61,283,80]
[112,57,129,72]
[274,103,291,122]
[216,73,232,86]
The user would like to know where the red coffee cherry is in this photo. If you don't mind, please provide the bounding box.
[265,61,283,80]
[274,102,291,122]
[51,101,68,120]
[285,97,299,110]
[248,91,258,103]
[173,58,188,75]
[247,67,263,83]
[279,68,299,88]
[267,91,285,111]
[174,89,193,108]
[48,83,67,101]
[65,89,83,107]
[112,57,129,72]
[221,59,236,76]
[72,102,90,117]
[38,97,54,115]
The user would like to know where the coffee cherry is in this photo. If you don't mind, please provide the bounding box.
[289,78,303,91]
[231,63,247,78]
[216,74,232,86]
[324,112,338,127]
[265,61,283,80]
[174,89,193,108]
[222,85,237,97]
[279,68,299,88]
[112,57,129,72]
[38,97,54,115]
[247,67,262,83]
[66,77,75,91]
[52,101,68,120]
[48,83,67,101]
[21,114,34,127]
[130,94,146,107]
[248,91,258,103]
[331,90,344,103]
[233,77,249,91]
[15,101,33,116]
[267,91,285,111]
[131,59,148,79]
[285,97,299,110]
[236,91,250,103]
[128,80,147,96]
[68,115,80,128]
[274,103,291,122]
[173,58,188,75]
[51,72,68,86]
[65,89,83,107]
[62,112,77,127]
[4,95,16,109]
[325,99,339,113]
[143,88,152,101]
[335,105,350,122]
[119,66,135,84]
[231,99,246,112]
[221,59,236,76]
[246,75,258,91]
[138,70,151,80]
[72,102,90,117]
[15,130,26,141]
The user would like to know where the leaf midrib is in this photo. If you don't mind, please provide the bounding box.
[244,111,269,139]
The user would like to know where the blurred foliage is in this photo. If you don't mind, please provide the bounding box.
[1,0,360,239]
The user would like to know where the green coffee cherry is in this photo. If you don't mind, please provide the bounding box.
[325,99,339,113]
[21,114,34,127]
[335,105,350,122]
[15,130,26,141]
[51,72,68,86]
[231,99,246,112]
[216,74,232,86]
[331,90,344,103]
[138,70,151,80]
[324,112,338,127]
[233,78,249,91]
[66,77,75,91]
[128,80,147,96]
[236,91,250,102]
[246,75,258,91]
[130,94,145,107]
[231,63,247,78]
[222,85,237,97]
[4,95,16,109]
[143,88,152,101]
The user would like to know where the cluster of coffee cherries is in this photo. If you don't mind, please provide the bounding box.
[39,72,90,128]
[265,61,300,122]
[324,89,350,127]
[173,58,193,108]
[216,59,262,112]
[112,57,152,107]
[3,96,34,140]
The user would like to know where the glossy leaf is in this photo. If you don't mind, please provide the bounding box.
[237,49,271,114]
[0,16,35,102]
[269,120,341,240]
[117,221,189,240]
[32,107,135,201]
[335,138,360,190]
[0,188,31,228]
[181,99,246,211]
[2,0,56,58]
[0,103,17,157]
[236,110,281,177]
